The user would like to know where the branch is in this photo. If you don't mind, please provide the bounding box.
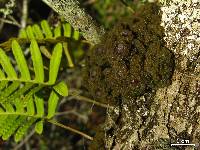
[21,0,29,28]
[47,119,93,140]
[41,0,105,45]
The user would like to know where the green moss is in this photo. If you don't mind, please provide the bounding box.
[85,2,175,107]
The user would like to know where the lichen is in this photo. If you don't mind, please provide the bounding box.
[42,0,105,45]
[84,2,176,149]
[84,2,175,107]
[160,0,200,74]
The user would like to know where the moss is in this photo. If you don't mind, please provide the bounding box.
[84,2,175,107]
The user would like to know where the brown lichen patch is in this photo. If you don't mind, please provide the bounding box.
[84,2,176,149]
[84,2,175,106]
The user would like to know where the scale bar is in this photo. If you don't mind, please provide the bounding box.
[171,144,196,146]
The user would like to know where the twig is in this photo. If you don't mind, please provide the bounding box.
[8,15,21,26]
[0,18,21,27]
[63,42,74,68]
[55,109,88,123]
[74,95,112,109]
[41,0,105,45]
[47,119,93,140]
[55,110,75,116]
[21,0,29,28]
[69,92,114,109]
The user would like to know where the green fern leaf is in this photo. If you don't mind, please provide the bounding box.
[48,43,62,84]
[14,118,36,142]
[0,48,17,78]
[63,42,74,68]
[35,120,44,134]
[2,116,26,140]
[0,69,8,90]
[34,95,44,117]
[0,116,18,136]
[32,24,44,39]
[26,26,35,39]
[15,98,24,112]
[0,108,8,131]
[63,23,71,38]
[18,20,82,42]
[12,40,31,80]
[41,20,53,38]
[53,81,68,97]
[9,83,33,100]
[73,30,80,40]
[2,103,15,112]
[27,97,35,116]
[54,25,61,38]
[2,82,20,98]
[47,90,59,119]
[18,29,27,38]
[30,40,44,82]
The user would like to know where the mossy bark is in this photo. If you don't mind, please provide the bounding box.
[42,0,104,45]
[86,0,200,149]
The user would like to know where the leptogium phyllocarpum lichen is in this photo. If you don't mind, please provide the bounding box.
[84,2,177,149]
[84,2,175,107]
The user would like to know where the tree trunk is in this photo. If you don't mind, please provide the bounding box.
[100,0,200,149]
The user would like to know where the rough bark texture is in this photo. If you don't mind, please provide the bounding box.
[42,0,104,45]
[86,0,200,149]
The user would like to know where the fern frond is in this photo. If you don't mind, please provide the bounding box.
[0,20,89,68]
[18,20,87,67]
[0,39,68,142]
[19,20,80,41]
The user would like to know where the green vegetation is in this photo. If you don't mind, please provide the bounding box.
[0,38,67,142]
[0,19,90,145]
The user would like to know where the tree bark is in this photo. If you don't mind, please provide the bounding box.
[102,0,200,149]
[42,0,104,45]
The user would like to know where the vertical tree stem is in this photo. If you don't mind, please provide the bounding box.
[21,0,28,28]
